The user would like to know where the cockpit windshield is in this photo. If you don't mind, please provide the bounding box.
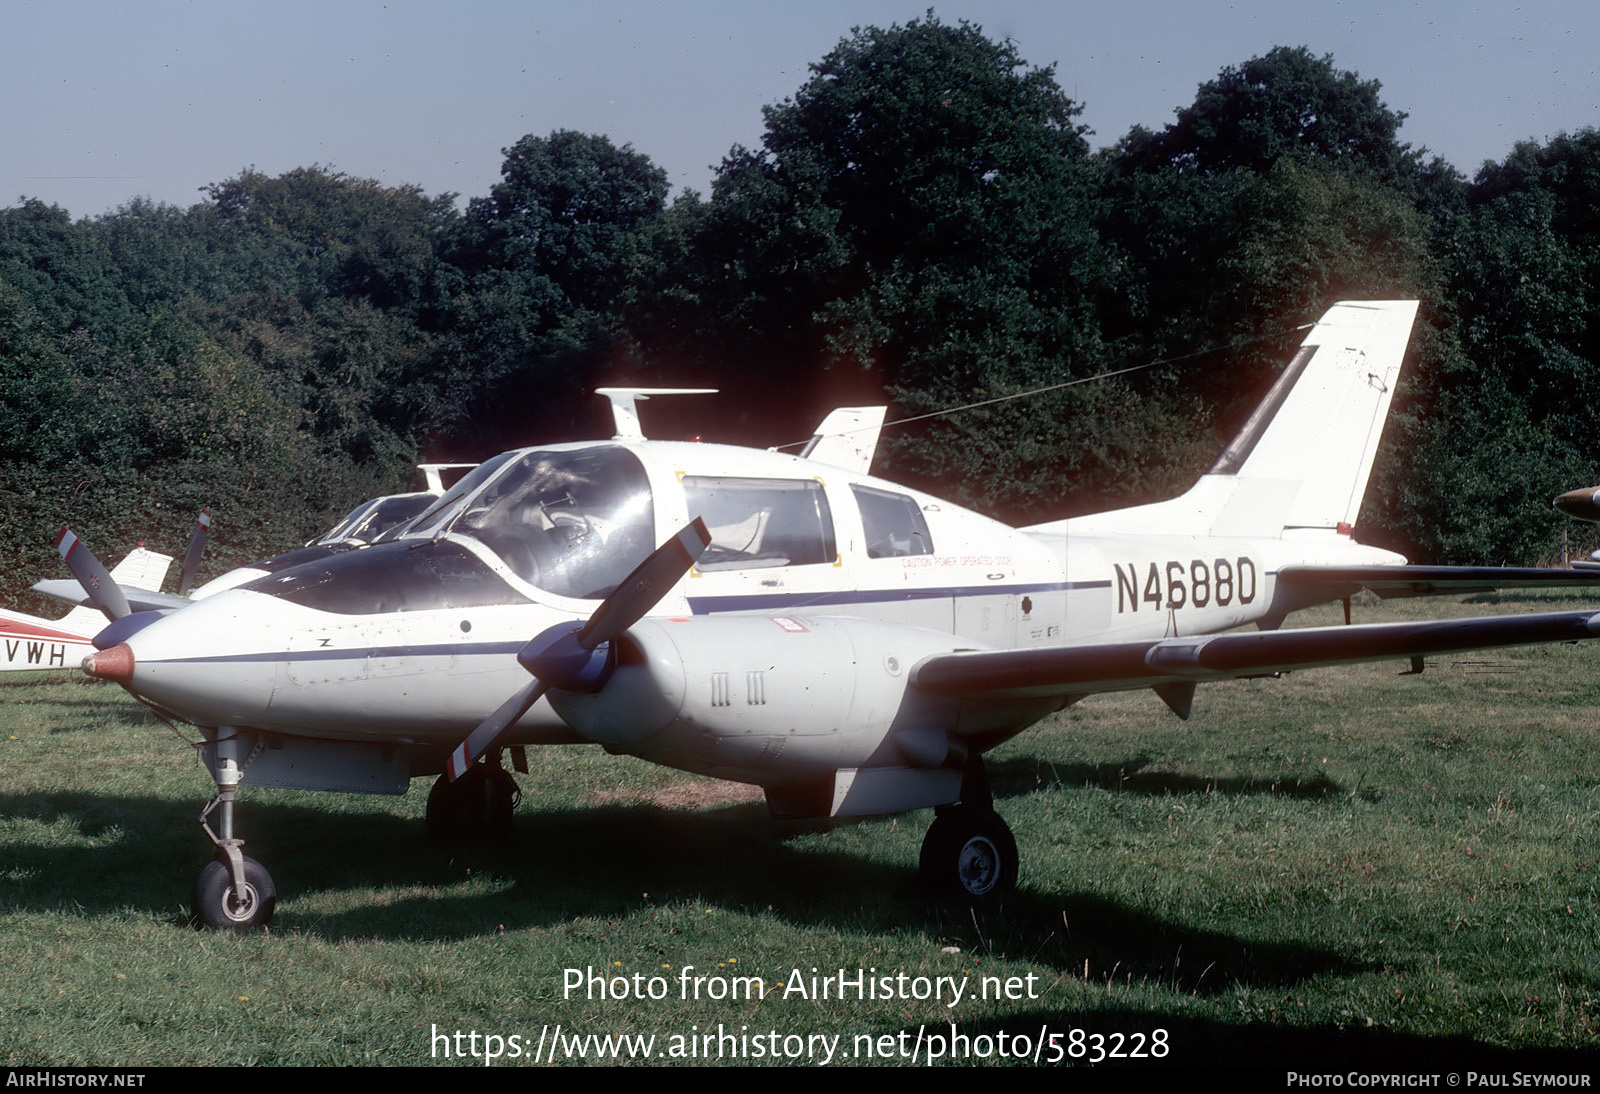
[380,451,520,543]
[402,446,655,600]
[318,492,437,545]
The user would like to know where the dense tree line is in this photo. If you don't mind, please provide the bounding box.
[2,15,1596,603]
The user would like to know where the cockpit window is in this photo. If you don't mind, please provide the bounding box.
[319,500,378,545]
[851,484,934,558]
[429,446,655,600]
[390,451,520,542]
[319,492,436,545]
[684,477,836,571]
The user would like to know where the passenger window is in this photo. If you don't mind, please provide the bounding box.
[683,477,836,571]
[851,484,934,558]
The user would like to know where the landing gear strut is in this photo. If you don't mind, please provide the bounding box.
[918,758,1017,899]
[426,759,520,840]
[193,728,276,929]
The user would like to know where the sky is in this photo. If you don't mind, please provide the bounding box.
[4,0,1597,219]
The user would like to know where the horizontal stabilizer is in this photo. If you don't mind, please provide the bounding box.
[31,579,192,614]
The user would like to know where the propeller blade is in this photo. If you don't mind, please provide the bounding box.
[443,518,710,780]
[576,518,709,649]
[177,510,212,596]
[446,678,547,782]
[54,527,132,622]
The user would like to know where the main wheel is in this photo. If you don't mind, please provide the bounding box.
[426,764,519,840]
[192,856,276,929]
[919,807,1018,899]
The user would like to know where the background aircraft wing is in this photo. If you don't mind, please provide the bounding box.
[909,610,1600,708]
[30,580,192,614]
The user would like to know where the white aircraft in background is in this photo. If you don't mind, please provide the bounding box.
[0,511,217,671]
[38,467,468,615]
[0,543,175,672]
[61,301,1600,929]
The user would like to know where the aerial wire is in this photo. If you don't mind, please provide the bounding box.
[769,320,1317,451]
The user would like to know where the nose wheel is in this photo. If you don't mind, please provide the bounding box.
[191,728,276,929]
[192,855,276,929]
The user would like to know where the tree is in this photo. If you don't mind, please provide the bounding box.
[1120,46,1422,191]
[427,132,671,451]
[0,199,131,335]
[198,166,456,312]
[1095,50,1446,534]
[1384,131,1600,563]
[637,14,1126,509]
[453,130,668,311]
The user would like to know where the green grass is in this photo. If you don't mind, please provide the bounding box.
[2,594,1599,1066]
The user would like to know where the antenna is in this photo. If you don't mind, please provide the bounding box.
[595,387,717,440]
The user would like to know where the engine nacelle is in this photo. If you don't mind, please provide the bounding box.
[548,614,987,787]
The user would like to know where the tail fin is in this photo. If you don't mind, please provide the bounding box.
[108,547,174,592]
[798,406,887,474]
[1042,300,1419,539]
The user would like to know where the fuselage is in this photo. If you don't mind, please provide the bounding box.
[102,435,1403,753]
[0,608,97,671]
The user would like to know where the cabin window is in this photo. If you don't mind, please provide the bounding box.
[851,484,935,558]
[683,477,836,571]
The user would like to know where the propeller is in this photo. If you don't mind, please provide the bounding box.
[177,510,212,596]
[444,518,710,781]
[54,527,132,622]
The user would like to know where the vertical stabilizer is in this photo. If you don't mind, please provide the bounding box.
[798,406,888,474]
[108,547,174,593]
[1210,300,1416,534]
[1036,300,1419,539]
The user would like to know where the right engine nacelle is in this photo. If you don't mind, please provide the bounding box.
[548,614,998,788]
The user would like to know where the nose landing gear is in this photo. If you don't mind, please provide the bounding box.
[192,729,275,930]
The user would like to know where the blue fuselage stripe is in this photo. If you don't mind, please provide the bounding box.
[685,580,1094,614]
[151,581,1107,665]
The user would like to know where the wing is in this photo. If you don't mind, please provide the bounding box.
[1275,564,1600,601]
[909,610,1600,712]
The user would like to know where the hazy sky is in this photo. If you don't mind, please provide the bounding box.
[5,0,1596,218]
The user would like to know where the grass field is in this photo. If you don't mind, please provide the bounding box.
[2,593,1598,1067]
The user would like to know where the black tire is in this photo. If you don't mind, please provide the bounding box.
[426,764,519,840]
[919,807,1018,899]
[192,856,276,930]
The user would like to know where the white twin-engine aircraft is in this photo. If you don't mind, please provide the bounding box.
[69,300,1600,928]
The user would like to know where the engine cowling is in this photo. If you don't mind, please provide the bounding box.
[547,614,982,786]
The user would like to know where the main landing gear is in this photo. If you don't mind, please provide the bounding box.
[918,758,1018,900]
[425,756,520,840]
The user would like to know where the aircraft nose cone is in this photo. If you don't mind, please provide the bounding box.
[1554,487,1600,522]
[83,643,135,683]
